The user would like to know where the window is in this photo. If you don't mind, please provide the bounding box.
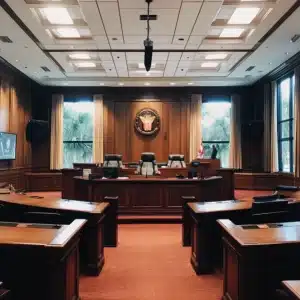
[277,75,295,172]
[201,101,231,167]
[63,101,94,168]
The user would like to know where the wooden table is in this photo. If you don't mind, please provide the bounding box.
[74,176,224,214]
[282,281,300,300]
[185,199,300,275]
[219,219,300,300]
[0,219,85,300]
[0,193,118,276]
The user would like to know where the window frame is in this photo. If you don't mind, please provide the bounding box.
[62,101,94,168]
[201,100,231,167]
[277,73,295,173]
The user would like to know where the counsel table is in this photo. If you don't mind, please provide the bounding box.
[0,193,118,276]
[185,199,300,274]
[219,219,300,300]
[0,219,85,300]
[74,176,224,214]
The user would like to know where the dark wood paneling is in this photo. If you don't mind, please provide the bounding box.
[0,60,32,189]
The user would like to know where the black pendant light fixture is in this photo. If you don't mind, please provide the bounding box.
[144,0,153,72]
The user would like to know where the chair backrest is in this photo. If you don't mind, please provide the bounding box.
[252,191,279,202]
[167,154,186,168]
[103,154,123,168]
[22,211,66,224]
[275,185,300,198]
[138,152,157,175]
[251,200,289,223]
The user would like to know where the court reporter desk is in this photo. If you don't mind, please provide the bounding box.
[0,219,85,300]
[0,193,118,276]
[219,219,300,300]
[73,176,223,214]
[185,199,300,275]
[282,281,300,300]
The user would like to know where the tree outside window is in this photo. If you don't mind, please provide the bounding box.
[63,101,94,168]
[277,75,295,173]
[201,102,231,167]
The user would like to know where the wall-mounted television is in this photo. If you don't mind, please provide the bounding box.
[0,132,17,160]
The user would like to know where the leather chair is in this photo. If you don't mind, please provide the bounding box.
[167,154,186,168]
[275,185,300,199]
[251,199,289,224]
[22,211,67,225]
[103,154,123,168]
[136,152,159,176]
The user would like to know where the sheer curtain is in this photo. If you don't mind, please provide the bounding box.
[0,80,10,132]
[270,81,278,172]
[294,66,300,177]
[189,94,202,161]
[93,94,104,163]
[50,94,64,170]
[263,83,272,172]
[229,94,242,168]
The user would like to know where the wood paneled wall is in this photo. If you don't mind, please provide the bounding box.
[31,85,260,170]
[0,59,32,188]
[104,99,190,162]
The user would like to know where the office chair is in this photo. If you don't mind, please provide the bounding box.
[103,154,123,168]
[251,199,289,224]
[275,185,300,199]
[167,154,186,168]
[22,211,67,225]
[136,152,159,176]
[252,191,279,202]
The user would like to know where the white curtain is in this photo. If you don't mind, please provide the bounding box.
[263,83,272,172]
[0,80,10,132]
[229,94,242,168]
[93,94,104,163]
[50,94,63,170]
[270,81,278,172]
[189,94,202,161]
[294,66,300,177]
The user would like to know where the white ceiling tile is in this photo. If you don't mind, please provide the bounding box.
[97,2,123,35]
[118,0,182,9]
[175,2,203,36]
[192,1,223,35]
[79,2,106,35]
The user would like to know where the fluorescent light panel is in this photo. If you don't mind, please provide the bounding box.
[205,53,228,60]
[201,62,219,68]
[228,7,260,25]
[75,62,96,68]
[56,28,80,38]
[40,7,73,25]
[69,53,90,60]
[220,28,244,38]
[138,63,156,69]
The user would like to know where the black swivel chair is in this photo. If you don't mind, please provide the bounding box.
[136,152,159,175]
[251,196,289,224]
[167,154,186,168]
[103,154,123,168]
[22,211,67,225]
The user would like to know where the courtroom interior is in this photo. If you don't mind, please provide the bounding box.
[1,0,300,300]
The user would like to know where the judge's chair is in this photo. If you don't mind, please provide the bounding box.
[136,152,160,176]
[103,154,123,168]
[167,154,186,168]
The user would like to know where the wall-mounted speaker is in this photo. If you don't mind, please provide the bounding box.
[26,119,49,144]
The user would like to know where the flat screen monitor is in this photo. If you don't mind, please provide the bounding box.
[103,167,119,179]
[0,132,16,160]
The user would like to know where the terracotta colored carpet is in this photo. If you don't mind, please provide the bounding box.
[80,224,223,300]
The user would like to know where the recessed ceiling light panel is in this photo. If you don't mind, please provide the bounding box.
[220,28,244,38]
[201,62,219,68]
[69,53,90,60]
[205,53,228,60]
[75,62,96,68]
[228,7,260,25]
[55,28,80,38]
[40,8,73,25]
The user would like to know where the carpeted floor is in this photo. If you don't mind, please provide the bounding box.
[79,224,223,300]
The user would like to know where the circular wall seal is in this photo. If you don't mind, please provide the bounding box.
[134,108,160,136]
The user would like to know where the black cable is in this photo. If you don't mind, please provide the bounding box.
[147,1,150,40]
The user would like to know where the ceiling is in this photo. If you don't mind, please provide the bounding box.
[0,0,300,87]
